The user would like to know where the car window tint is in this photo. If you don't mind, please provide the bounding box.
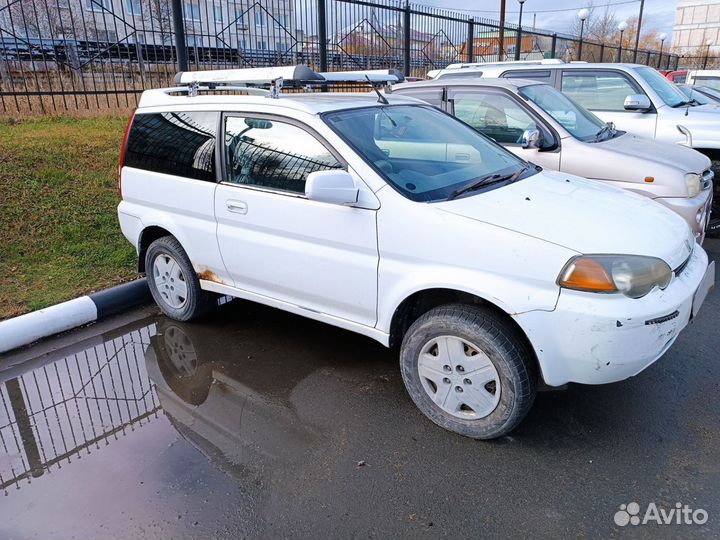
[394,88,444,108]
[561,71,639,111]
[503,69,551,82]
[124,111,218,181]
[451,91,536,144]
[224,116,342,194]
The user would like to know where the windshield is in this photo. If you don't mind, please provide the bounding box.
[519,83,607,141]
[323,105,534,202]
[698,86,720,101]
[635,66,689,107]
[677,85,712,104]
[694,76,720,90]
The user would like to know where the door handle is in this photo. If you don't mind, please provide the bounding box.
[226,200,248,214]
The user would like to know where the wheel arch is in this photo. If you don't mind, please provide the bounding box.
[387,288,537,369]
[137,225,174,273]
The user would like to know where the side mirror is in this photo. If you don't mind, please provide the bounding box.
[305,170,359,206]
[521,128,542,149]
[623,94,652,112]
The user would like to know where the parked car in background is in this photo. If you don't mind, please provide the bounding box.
[392,77,713,240]
[686,70,720,90]
[666,70,688,83]
[432,61,720,235]
[692,85,720,103]
[117,66,714,440]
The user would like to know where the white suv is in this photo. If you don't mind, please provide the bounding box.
[117,67,715,439]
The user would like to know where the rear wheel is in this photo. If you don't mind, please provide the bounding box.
[399,304,537,439]
[145,236,215,321]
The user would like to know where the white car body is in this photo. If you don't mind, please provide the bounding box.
[119,83,713,392]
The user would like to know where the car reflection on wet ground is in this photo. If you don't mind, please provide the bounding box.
[1,241,719,540]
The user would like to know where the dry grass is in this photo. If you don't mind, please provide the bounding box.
[0,116,137,320]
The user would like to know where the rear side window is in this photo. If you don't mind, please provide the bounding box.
[124,111,218,181]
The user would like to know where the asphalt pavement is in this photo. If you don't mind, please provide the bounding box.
[1,240,719,540]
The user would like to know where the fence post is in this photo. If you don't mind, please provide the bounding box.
[599,43,605,63]
[466,18,474,63]
[170,0,189,72]
[318,0,328,72]
[403,1,411,76]
[550,33,557,59]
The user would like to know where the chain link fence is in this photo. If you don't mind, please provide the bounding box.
[0,0,682,115]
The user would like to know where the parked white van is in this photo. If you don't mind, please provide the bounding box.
[117,67,714,439]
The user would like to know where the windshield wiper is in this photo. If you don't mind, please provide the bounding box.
[448,166,528,201]
[593,122,615,142]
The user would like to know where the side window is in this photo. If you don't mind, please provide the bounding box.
[450,91,536,145]
[561,71,639,111]
[224,116,342,194]
[502,69,552,82]
[124,111,218,181]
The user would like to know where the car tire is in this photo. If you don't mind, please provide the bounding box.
[145,236,215,321]
[400,303,537,440]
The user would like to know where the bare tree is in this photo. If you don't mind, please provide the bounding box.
[570,3,618,42]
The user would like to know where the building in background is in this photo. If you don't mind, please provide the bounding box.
[673,0,720,56]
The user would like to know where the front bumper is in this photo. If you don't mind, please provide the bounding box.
[515,245,711,386]
[655,186,713,242]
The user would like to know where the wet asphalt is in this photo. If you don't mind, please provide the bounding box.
[0,241,719,540]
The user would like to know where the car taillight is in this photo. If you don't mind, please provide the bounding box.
[118,112,135,197]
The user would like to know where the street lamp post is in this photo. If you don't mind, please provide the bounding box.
[577,8,589,61]
[657,32,667,68]
[514,0,526,61]
[617,21,627,62]
[704,39,714,69]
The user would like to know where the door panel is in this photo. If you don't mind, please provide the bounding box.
[214,115,379,326]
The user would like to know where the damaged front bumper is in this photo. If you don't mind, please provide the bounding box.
[515,245,712,386]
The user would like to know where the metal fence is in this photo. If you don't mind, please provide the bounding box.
[0,322,159,493]
[0,0,682,115]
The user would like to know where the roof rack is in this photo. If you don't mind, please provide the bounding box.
[443,59,565,70]
[171,65,405,99]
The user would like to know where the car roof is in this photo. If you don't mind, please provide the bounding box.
[464,62,649,77]
[136,90,424,114]
[393,78,544,92]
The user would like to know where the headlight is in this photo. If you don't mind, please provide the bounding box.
[558,255,672,299]
[685,173,701,198]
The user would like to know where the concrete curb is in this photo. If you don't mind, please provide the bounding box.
[0,279,151,354]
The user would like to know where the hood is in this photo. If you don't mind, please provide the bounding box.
[595,133,710,175]
[435,170,694,269]
[563,133,711,197]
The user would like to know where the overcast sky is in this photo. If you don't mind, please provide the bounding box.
[420,0,678,43]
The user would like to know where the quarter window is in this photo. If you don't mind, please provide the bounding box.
[223,116,342,194]
[503,69,551,82]
[561,71,640,111]
[451,91,536,144]
[124,112,218,182]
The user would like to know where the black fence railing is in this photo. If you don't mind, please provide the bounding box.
[0,0,684,114]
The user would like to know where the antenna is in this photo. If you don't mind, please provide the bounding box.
[366,75,389,105]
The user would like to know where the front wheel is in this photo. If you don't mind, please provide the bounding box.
[399,304,537,439]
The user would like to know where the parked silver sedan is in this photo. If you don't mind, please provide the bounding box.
[392,78,714,240]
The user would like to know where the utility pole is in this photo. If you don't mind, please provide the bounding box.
[498,0,506,60]
[632,0,644,63]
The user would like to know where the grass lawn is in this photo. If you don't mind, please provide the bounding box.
[0,117,137,320]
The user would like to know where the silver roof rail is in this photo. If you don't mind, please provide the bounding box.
[171,65,404,98]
